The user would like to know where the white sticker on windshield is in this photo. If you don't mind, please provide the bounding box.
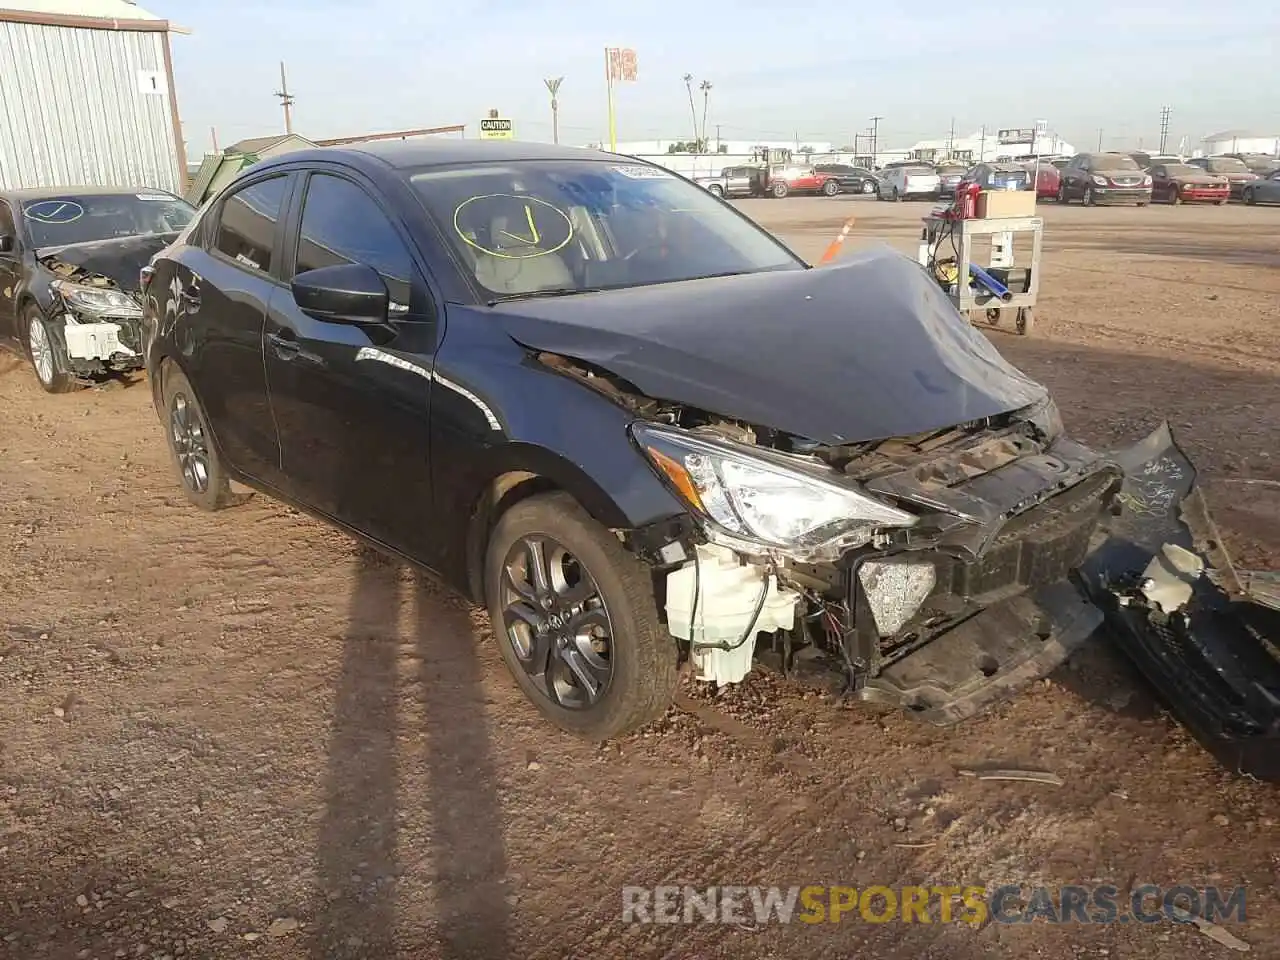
[612,165,674,180]
[136,193,171,201]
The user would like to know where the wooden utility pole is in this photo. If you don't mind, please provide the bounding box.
[275,61,295,134]
[543,76,564,144]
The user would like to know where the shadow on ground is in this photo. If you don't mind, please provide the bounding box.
[308,550,509,959]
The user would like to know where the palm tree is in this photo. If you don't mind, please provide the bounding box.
[699,80,712,148]
[682,74,699,151]
[543,76,564,144]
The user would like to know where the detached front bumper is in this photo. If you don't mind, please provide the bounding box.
[1077,424,1280,781]
[846,424,1278,779]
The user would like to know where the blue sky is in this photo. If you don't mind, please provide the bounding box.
[167,0,1278,157]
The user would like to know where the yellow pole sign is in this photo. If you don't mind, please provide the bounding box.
[604,47,638,152]
[480,118,514,140]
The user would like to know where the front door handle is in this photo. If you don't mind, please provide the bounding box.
[268,331,300,360]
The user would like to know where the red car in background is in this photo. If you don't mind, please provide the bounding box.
[1024,161,1060,200]
[1149,163,1230,205]
[764,165,841,198]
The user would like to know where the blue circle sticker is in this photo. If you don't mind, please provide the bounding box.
[24,200,85,224]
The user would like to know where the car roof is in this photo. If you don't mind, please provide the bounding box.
[1,185,183,202]
[251,138,625,175]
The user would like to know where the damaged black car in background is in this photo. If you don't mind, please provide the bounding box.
[0,187,196,393]
[139,142,1278,779]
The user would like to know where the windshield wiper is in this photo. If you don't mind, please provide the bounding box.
[486,287,606,306]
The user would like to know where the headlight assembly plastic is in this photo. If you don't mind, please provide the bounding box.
[632,423,916,558]
[51,280,143,318]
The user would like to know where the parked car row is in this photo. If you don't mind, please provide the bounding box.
[693,162,877,199]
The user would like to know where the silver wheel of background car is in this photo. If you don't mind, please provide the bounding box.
[1082,186,1094,206]
[23,305,75,394]
[169,392,211,495]
[1244,188,1255,205]
[821,179,839,196]
[708,184,723,198]
[862,180,876,194]
[1057,182,1068,203]
[500,534,615,710]
[27,316,54,386]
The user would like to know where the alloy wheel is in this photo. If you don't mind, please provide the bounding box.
[27,318,54,385]
[500,535,614,709]
[169,392,211,494]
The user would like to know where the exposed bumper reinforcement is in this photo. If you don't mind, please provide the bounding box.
[856,578,1102,724]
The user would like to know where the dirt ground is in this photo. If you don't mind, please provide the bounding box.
[2,198,1278,960]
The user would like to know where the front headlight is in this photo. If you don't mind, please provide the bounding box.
[632,423,916,557]
[1091,175,1108,186]
[1142,175,1152,185]
[51,280,143,318]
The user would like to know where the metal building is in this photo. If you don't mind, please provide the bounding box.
[0,0,186,193]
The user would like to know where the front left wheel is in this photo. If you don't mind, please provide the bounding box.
[485,492,679,740]
[821,179,839,196]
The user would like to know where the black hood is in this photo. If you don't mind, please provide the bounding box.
[36,233,175,293]
[484,246,1048,444]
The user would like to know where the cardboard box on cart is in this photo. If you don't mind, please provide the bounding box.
[976,189,1037,219]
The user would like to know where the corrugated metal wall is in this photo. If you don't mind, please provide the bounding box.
[0,21,180,193]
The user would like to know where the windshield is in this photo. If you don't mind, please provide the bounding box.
[409,160,802,299]
[1206,157,1249,174]
[1164,164,1202,176]
[21,192,195,249]
[936,166,966,176]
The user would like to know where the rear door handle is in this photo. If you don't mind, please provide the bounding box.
[268,331,300,359]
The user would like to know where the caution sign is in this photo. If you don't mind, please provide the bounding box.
[480,118,514,140]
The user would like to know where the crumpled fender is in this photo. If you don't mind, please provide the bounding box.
[1080,422,1280,782]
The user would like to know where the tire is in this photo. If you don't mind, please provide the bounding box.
[892,187,901,202]
[485,491,679,740]
[160,364,243,511]
[1171,189,1182,205]
[1057,182,1069,203]
[708,183,724,198]
[862,180,876,194]
[1016,307,1035,335]
[23,304,77,394]
[1236,191,1248,205]
[1082,186,1095,206]
[821,178,839,197]
[771,181,789,199]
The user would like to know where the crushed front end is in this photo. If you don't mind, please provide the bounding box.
[625,394,1125,722]
[39,254,146,378]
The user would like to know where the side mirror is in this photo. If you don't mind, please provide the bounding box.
[0,235,14,254]
[291,263,389,325]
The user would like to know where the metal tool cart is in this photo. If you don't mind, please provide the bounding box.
[917,213,1044,335]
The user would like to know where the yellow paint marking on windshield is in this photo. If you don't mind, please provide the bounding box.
[453,193,574,260]
[498,204,541,246]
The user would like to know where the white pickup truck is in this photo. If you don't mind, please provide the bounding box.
[876,163,943,201]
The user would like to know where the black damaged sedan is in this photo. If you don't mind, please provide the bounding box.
[0,187,196,392]
[140,141,1279,773]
